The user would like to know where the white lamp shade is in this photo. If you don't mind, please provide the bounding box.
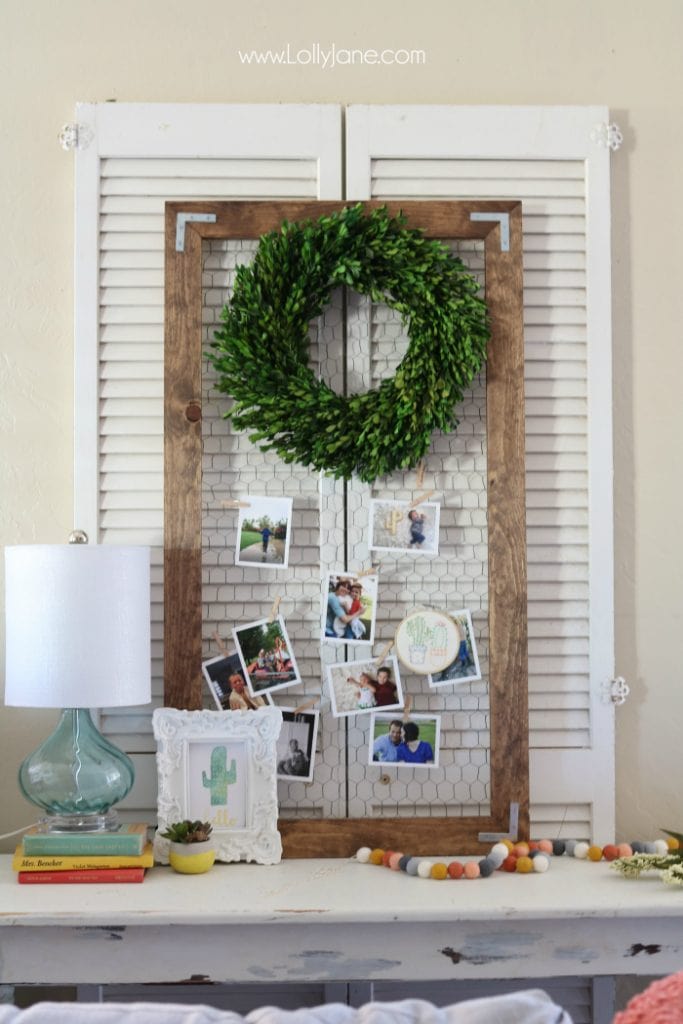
[4,544,151,708]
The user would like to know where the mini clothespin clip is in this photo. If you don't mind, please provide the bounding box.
[268,595,282,623]
[409,489,436,509]
[213,631,230,657]
[416,460,426,488]
[221,499,251,509]
[357,565,379,579]
[293,697,318,716]
[374,638,394,667]
[402,695,413,721]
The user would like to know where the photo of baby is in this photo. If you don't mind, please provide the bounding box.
[322,572,377,645]
[368,500,440,556]
[326,655,403,718]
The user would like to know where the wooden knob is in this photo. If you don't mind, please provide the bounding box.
[185,402,201,422]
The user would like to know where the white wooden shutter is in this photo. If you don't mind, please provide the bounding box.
[347,105,615,842]
[74,103,342,816]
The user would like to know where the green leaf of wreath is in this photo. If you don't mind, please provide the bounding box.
[208,204,490,483]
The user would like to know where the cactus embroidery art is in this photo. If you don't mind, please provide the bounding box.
[202,746,238,806]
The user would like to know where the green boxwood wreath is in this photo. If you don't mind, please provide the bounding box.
[209,204,489,483]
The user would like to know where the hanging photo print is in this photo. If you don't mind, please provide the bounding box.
[276,709,320,783]
[322,571,377,645]
[202,652,270,711]
[369,713,441,768]
[235,495,293,569]
[326,655,403,718]
[233,616,301,696]
[368,499,440,556]
[427,608,482,687]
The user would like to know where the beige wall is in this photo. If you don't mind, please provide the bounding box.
[1,0,681,848]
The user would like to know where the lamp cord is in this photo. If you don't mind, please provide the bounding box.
[0,823,40,840]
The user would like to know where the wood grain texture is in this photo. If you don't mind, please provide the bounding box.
[164,200,529,847]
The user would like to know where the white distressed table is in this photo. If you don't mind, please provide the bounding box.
[0,855,681,986]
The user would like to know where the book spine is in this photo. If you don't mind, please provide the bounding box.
[23,836,145,856]
[18,868,145,884]
[13,843,154,872]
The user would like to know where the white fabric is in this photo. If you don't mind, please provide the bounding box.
[0,991,571,1024]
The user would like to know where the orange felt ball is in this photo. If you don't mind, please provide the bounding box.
[528,841,540,852]
[389,852,404,870]
[602,844,620,861]
[447,861,464,879]
[369,848,385,865]
[382,850,396,867]
[516,856,533,873]
[587,845,603,861]
[431,862,448,880]
[513,842,530,857]
[537,839,553,854]
[502,855,518,872]
[464,861,481,879]
[617,843,633,858]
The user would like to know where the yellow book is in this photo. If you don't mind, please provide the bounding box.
[13,842,154,873]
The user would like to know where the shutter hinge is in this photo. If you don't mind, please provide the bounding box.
[58,122,94,151]
[605,676,630,706]
[590,122,623,151]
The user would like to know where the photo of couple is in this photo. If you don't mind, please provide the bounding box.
[326,656,403,717]
[323,572,377,645]
[370,713,440,767]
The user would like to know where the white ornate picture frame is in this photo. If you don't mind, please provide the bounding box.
[152,706,283,864]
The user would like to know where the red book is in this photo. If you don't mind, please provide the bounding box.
[17,867,145,884]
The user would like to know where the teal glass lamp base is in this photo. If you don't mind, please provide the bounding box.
[19,708,135,833]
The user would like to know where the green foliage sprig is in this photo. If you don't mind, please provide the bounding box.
[208,205,489,483]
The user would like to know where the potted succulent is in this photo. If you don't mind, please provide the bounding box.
[161,820,216,874]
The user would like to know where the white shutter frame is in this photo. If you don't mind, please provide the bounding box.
[347,104,615,842]
[74,103,342,539]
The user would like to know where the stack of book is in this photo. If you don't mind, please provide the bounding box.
[13,823,152,884]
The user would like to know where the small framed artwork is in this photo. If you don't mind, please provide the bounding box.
[202,653,270,711]
[368,499,440,556]
[322,571,378,645]
[394,607,462,675]
[233,616,301,696]
[152,706,283,864]
[235,495,293,570]
[276,709,320,783]
[326,654,403,718]
[369,713,441,768]
[428,608,482,687]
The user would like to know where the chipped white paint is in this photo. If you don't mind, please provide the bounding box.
[1,856,682,985]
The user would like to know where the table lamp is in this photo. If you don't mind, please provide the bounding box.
[3,536,151,833]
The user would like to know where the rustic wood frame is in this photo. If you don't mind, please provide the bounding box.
[164,200,528,856]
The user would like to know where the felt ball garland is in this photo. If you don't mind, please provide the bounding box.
[354,835,681,880]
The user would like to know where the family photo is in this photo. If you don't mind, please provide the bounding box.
[233,616,301,695]
[368,499,440,556]
[427,608,482,687]
[369,713,441,767]
[326,655,403,717]
[235,495,293,569]
[322,571,378,645]
[276,709,319,783]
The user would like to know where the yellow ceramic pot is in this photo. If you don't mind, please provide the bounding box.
[169,840,216,874]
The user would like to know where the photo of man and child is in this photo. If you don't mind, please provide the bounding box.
[323,572,377,645]
[326,656,403,717]
[370,713,440,767]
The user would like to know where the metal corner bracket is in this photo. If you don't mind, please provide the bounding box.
[470,211,510,252]
[176,212,217,252]
[478,802,519,843]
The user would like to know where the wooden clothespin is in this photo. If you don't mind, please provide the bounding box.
[268,595,282,623]
[408,489,436,509]
[221,499,251,509]
[293,697,318,716]
[357,565,379,579]
[374,638,394,667]
[213,631,230,658]
[402,695,413,721]
[416,460,426,488]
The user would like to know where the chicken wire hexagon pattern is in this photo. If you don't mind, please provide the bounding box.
[201,237,490,822]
